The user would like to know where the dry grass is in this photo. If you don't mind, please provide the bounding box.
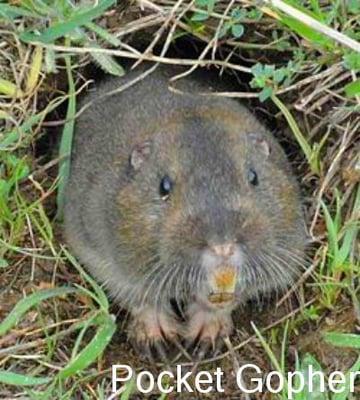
[0,0,359,399]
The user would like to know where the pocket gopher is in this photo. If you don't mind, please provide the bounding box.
[64,65,306,357]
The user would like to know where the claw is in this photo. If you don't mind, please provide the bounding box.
[128,307,180,362]
[185,303,233,359]
[194,339,211,361]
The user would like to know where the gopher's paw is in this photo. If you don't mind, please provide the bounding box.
[128,308,180,361]
[185,304,233,359]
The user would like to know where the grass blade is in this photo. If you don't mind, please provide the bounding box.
[0,78,24,98]
[0,287,77,336]
[281,15,332,48]
[63,247,109,311]
[59,312,116,379]
[20,0,116,43]
[25,45,43,93]
[120,378,136,400]
[0,4,39,19]
[321,200,339,269]
[323,332,360,349]
[56,54,75,219]
[0,371,51,386]
[85,22,121,46]
[251,322,284,374]
[264,0,360,52]
[271,94,319,174]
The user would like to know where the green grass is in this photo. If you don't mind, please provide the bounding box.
[253,321,360,400]
[0,253,116,398]
[0,0,359,398]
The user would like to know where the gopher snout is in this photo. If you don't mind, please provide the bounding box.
[201,242,243,307]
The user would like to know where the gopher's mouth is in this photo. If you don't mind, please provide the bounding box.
[207,264,237,307]
[208,292,235,305]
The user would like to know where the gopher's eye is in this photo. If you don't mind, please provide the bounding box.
[159,175,173,200]
[247,168,258,186]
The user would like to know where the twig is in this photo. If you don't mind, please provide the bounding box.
[34,43,252,74]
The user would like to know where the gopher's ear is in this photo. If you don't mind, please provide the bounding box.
[130,141,152,171]
[248,132,271,158]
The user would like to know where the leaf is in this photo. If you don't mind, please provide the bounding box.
[191,11,209,22]
[273,68,286,83]
[280,15,333,49]
[247,8,263,21]
[344,79,360,97]
[14,159,30,181]
[59,312,116,379]
[89,45,125,77]
[20,0,54,17]
[0,4,39,19]
[0,78,24,98]
[347,0,360,14]
[324,332,360,349]
[231,7,246,21]
[251,62,264,76]
[332,356,360,400]
[20,0,116,43]
[343,52,360,71]
[0,371,51,386]
[194,0,208,6]
[231,24,244,38]
[0,258,9,268]
[0,287,76,336]
[321,200,339,268]
[45,47,57,73]
[26,46,43,93]
[259,86,273,102]
[206,0,216,14]
[295,353,328,400]
[338,200,359,267]
[120,378,136,400]
[263,64,275,76]
[85,22,121,46]
[218,22,230,39]
[56,54,76,219]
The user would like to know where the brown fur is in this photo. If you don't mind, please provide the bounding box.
[64,64,306,356]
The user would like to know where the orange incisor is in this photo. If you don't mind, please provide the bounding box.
[208,266,237,304]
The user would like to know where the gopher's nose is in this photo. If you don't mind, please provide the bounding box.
[210,243,235,258]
